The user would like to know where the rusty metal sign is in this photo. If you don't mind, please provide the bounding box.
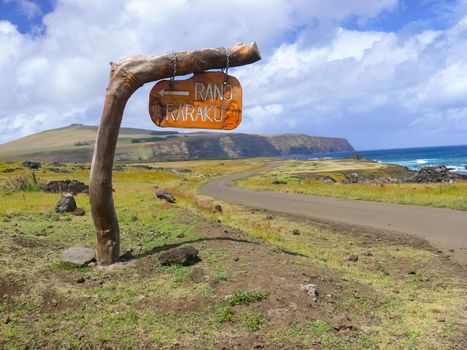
[149,72,242,130]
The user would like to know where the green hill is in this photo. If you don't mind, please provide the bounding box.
[0,124,354,163]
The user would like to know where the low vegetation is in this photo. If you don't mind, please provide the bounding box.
[235,159,467,210]
[0,159,465,349]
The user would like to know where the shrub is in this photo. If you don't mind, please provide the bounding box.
[225,290,267,306]
[3,173,46,192]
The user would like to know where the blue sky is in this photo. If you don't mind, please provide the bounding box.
[0,0,466,150]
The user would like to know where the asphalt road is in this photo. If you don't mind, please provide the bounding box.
[199,165,467,265]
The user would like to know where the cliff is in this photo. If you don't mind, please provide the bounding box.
[0,125,354,163]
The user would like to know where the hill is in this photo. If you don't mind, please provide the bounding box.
[0,124,354,162]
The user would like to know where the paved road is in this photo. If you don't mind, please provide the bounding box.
[199,165,467,264]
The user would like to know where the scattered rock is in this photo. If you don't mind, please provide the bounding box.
[233,257,239,262]
[44,180,89,194]
[159,245,199,266]
[23,160,41,169]
[272,180,287,184]
[76,276,85,284]
[321,175,337,183]
[2,168,21,173]
[189,267,207,283]
[409,166,461,183]
[292,229,300,235]
[62,246,95,266]
[55,193,77,213]
[300,284,319,300]
[3,214,12,223]
[155,188,176,203]
[330,315,354,330]
[347,254,359,262]
[344,173,359,184]
[176,233,185,239]
[266,215,273,220]
[214,204,223,213]
[73,208,85,216]
[436,316,446,323]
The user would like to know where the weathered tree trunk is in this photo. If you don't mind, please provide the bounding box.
[90,43,261,265]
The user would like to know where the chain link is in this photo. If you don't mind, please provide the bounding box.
[223,47,230,85]
[169,51,177,90]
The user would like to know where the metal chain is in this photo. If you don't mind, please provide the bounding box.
[169,51,177,90]
[223,47,230,85]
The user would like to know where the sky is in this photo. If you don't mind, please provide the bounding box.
[0,0,466,150]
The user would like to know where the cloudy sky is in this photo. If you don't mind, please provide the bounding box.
[0,0,466,150]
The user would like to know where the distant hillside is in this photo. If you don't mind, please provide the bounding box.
[0,124,354,162]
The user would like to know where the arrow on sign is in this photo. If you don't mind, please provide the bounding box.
[158,89,190,97]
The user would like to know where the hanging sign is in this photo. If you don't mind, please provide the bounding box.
[149,72,242,130]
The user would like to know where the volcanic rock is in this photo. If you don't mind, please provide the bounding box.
[159,245,199,266]
[155,188,176,203]
[55,193,77,213]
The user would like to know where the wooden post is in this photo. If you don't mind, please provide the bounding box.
[90,42,261,265]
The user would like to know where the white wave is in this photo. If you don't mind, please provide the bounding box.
[416,159,428,164]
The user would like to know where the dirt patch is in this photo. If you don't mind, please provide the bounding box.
[0,275,26,301]
[13,235,47,248]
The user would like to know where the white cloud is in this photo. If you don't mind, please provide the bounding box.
[0,0,466,149]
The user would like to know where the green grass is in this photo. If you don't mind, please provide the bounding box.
[0,159,465,349]
[235,159,467,210]
[225,290,267,306]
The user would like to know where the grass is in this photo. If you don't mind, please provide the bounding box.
[235,159,467,210]
[0,158,465,349]
[225,290,267,306]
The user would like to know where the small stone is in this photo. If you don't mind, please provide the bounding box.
[62,246,95,266]
[73,208,85,216]
[176,233,185,239]
[326,294,332,298]
[88,262,96,267]
[436,316,446,322]
[408,271,416,275]
[300,284,319,298]
[347,254,359,262]
[448,249,454,252]
[330,315,354,330]
[159,245,199,266]
[214,204,223,213]
[266,215,273,220]
[292,229,300,235]
[233,257,239,261]
[365,251,373,256]
[76,276,85,284]
[55,193,77,213]
[155,188,176,203]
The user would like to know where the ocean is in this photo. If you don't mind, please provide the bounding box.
[281,144,467,174]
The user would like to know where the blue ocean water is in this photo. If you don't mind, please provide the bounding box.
[281,144,467,174]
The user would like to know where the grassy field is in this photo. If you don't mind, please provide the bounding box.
[235,159,467,210]
[0,159,465,349]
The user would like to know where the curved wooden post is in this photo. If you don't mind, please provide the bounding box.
[90,42,261,265]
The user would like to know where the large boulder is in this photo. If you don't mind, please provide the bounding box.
[55,193,77,213]
[159,245,199,266]
[155,188,176,203]
[62,246,95,266]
